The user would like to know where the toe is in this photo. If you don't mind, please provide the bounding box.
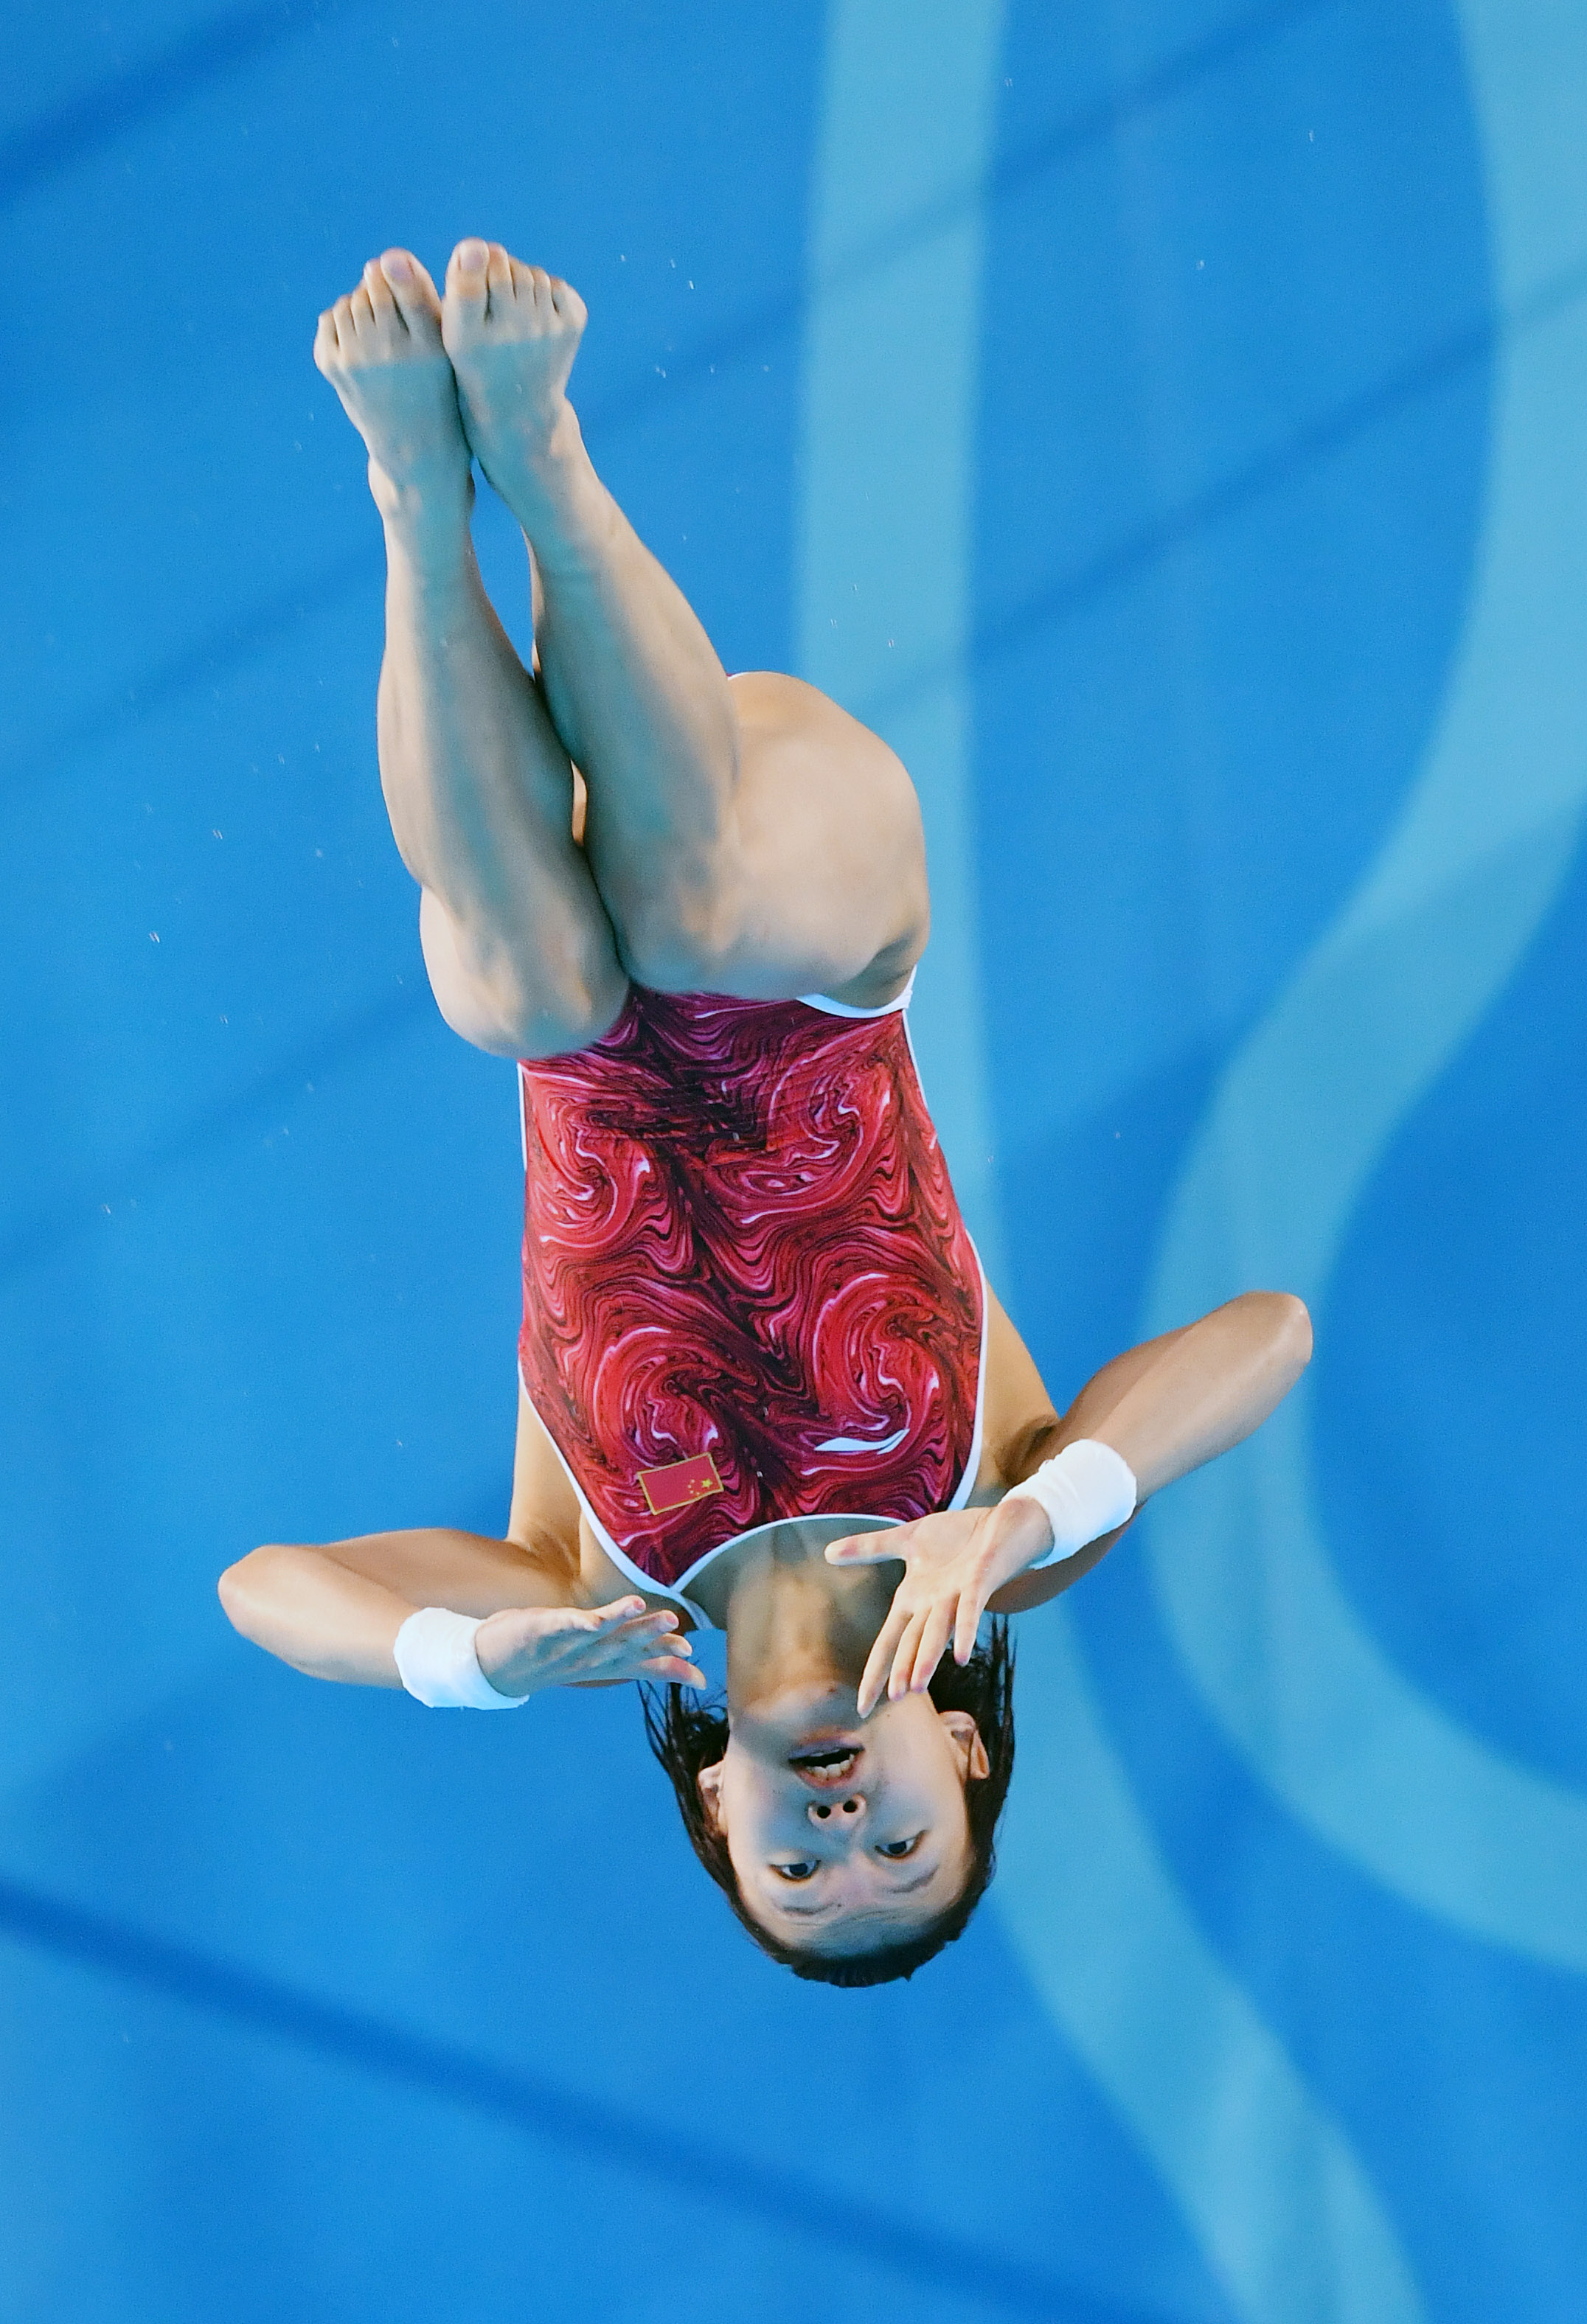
[549,275,587,331]
[363,257,398,326]
[502,251,552,310]
[448,238,490,300]
[486,241,515,303]
[378,246,442,323]
[348,281,375,335]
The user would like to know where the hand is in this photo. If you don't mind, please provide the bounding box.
[472,1597,706,1698]
[826,1499,1052,1719]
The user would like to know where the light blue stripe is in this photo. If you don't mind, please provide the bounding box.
[795,0,1008,1286]
[1142,0,1587,1971]
[999,1607,1426,2324]
[799,8,1423,2317]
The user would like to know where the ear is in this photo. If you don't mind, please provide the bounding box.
[937,1709,990,1782]
[696,1756,727,1833]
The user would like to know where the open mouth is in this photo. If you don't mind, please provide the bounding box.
[788,1744,862,1785]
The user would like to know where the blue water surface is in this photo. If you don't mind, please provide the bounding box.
[2,2,1582,2318]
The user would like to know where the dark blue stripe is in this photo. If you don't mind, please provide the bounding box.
[0,1873,1138,2322]
[868,254,1587,724]
[0,984,428,1283]
[0,0,347,211]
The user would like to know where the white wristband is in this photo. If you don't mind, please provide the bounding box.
[1003,1439,1137,1570]
[392,1606,528,1710]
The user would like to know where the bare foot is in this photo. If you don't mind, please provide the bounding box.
[313,249,473,529]
[440,239,590,521]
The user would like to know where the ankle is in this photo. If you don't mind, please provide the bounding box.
[376,488,476,588]
[369,454,474,543]
[381,508,476,600]
[510,419,618,572]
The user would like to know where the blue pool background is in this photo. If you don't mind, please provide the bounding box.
[3,1,1585,2317]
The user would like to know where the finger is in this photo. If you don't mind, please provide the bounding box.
[640,1654,708,1688]
[601,1607,685,1635]
[577,1614,692,1670]
[602,1633,693,1673]
[887,1612,930,1702]
[909,1597,956,1694]
[826,1531,906,1566]
[857,1602,914,1719]
[585,1596,647,1627]
[606,1612,692,1651]
[954,1575,991,1666]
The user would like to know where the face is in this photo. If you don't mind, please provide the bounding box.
[697,1687,990,1956]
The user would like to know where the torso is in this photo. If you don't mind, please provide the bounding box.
[515,983,987,1619]
[512,1284,1052,1630]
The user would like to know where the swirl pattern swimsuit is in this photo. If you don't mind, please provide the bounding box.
[516,977,987,1615]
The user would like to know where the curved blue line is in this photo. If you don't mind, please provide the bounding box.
[999,1608,1426,2324]
[1143,0,1587,1969]
[798,7,1425,2317]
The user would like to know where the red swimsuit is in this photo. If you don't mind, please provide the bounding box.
[516,981,986,1604]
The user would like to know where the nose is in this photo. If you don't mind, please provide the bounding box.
[808,1794,864,1827]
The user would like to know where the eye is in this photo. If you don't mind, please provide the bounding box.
[877,1834,922,1859]
[772,1859,818,1882]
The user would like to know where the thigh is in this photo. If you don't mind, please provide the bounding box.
[624,672,929,1006]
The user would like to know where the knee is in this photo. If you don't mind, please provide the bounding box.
[420,889,627,1058]
[609,875,744,996]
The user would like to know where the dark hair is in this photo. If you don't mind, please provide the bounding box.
[642,1622,1015,1986]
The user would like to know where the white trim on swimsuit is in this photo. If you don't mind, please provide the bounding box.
[794,970,917,1020]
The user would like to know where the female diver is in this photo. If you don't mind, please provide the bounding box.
[218,240,1311,1986]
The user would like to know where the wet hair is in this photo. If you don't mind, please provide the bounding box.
[642,1622,1015,1986]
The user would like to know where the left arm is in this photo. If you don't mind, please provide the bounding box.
[987,1289,1312,1614]
[830,1290,1312,1712]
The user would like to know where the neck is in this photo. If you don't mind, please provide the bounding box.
[684,1517,900,1714]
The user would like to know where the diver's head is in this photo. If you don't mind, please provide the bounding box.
[644,1622,1015,1984]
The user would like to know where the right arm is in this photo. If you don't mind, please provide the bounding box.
[218,1525,701,1695]
[218,1525,586,1688]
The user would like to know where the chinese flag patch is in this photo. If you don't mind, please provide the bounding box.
[637,1451,725,1516]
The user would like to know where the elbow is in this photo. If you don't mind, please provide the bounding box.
[1263,1290,1313,1377]
[1281,1292,1313,1370]
[1230,1289,1312,1379]
[216,1556,246,1632]
[217,1545,280,1643]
